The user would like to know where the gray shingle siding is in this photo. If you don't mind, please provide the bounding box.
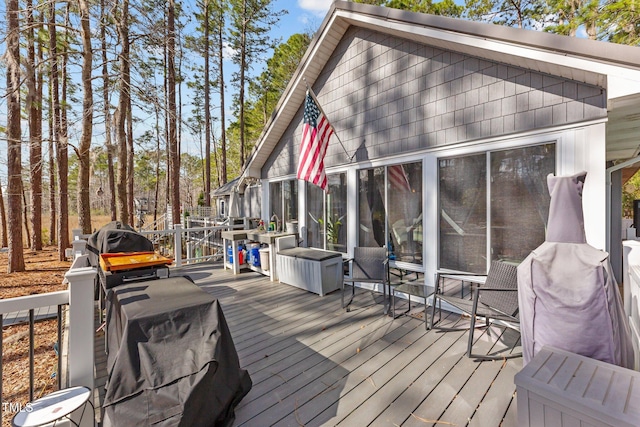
[263,26,606,179]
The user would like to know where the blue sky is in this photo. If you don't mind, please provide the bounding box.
[275,0,333,35]
[177,0,333,156]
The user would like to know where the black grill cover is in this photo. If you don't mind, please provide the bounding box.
[87,221,154,268]
[103,277,252,427]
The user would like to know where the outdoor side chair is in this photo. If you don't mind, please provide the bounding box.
[431,260,521,360]
[342,246,390,313]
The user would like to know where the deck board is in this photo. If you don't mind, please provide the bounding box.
[93,262,522,427]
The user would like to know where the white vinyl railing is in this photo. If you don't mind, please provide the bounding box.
[73,220,250,267]
[0,255,95,427]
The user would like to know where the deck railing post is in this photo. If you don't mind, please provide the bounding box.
[185,218,192,264]
[72,228,83,241]
[72,239,88,259]
[174,223,183,267]
[64,262,96,427]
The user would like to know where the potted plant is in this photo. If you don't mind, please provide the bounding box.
[319,215,342,250]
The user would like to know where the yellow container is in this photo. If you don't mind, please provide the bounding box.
[99,251,172,272]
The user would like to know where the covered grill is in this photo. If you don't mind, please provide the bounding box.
[87,221,170,292]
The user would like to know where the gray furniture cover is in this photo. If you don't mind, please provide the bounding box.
[517,172,634,368]
[103,276,251,426]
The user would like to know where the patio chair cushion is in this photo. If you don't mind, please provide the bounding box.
[278,247,342,262]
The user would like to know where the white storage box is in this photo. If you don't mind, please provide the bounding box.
[276,248,343,296]
[515,345,640,427]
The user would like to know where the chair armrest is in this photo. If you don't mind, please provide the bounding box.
[475,287,518,292]
[436,268,485,276]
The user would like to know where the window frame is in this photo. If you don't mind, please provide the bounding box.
[437,141,556,273]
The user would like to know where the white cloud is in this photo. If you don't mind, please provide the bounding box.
[298,0,331,15]
[298,14,310,25]
[223,41,236,60]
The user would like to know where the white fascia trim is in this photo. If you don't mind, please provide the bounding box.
[337,10,640,90]
[342,118,606,171]
[245,14,342,176]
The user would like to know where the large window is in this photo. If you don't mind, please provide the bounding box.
[439,143,555,273]
[359,162,423,264]
[491,145,555,263]
[358,167,385,248]
[439,154,487,272]
[307,173,347,252]
[269,179,297,230]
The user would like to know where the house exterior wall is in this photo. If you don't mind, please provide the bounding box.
[262,25,607,180]
[260,25,610,276]
[242,184,262,219]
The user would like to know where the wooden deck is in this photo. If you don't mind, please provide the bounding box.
[94,262,522,426]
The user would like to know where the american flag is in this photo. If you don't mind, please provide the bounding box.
[388,164,411,192]
[297,91,334,191]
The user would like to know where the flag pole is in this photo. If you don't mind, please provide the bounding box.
[303,78,355,162]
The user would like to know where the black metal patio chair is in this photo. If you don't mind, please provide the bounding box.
[431,260,521,360]
[342,246,389,313]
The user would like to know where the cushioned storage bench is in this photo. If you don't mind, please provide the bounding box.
[276,248,343,296]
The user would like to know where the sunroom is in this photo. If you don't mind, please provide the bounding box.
[238,1,640,293]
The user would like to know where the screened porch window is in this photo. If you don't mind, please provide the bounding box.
[307,173,348,252]
[269,179,297,230]
[439,143,555,274]
[358,162,423,264]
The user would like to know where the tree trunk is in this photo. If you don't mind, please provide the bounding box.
[217,2,227,185]
[127,97,134,226]
[57,2,70,260]
[163,18,171,220]
[116,0,131,225]
[168,0,180,225]
[204,0,211,206]
[153,95,161,227]
[6,0,25,272]
[22,188,31,245]
[78,0,93,234]
[0,177,7,248]
[49,90,56,246]
[101,0,117,221]
[27,0,43,250]
[239,6,246,170]
[177,33,183,175]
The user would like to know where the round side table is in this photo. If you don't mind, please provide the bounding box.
[11,386,93,427]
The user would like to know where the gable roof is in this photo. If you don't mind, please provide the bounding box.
[211,177,240,197]
[242,1,640,180]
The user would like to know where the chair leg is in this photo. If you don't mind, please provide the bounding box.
[467,306,477,357]
[423,296,428,330]
[392,291,396,318]
[466,287,480,358]
[429,275,440,329]
[342,282,355,312]
[429,293,438,329]
[384,283,389,315]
